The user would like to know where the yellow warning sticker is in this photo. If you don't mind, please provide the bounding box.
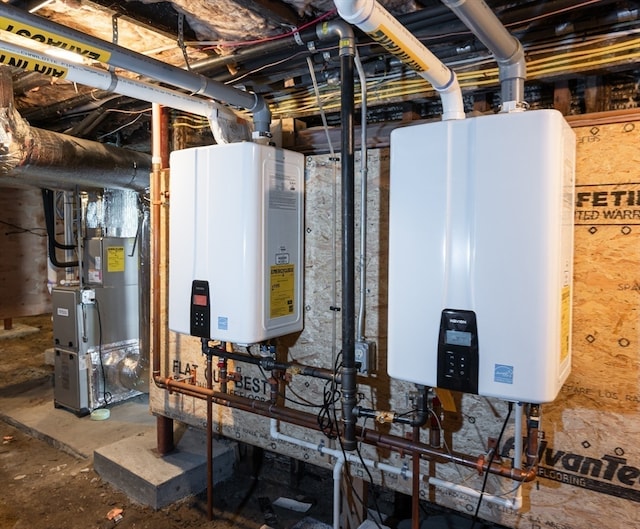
[0,17,111,63]
[369,25,430,73]
[0,50,67,78]
[560,286,571,362]
[106,247,125,273]
[270,264,295,319]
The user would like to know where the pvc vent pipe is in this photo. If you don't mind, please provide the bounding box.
[0,38,250,144]
[442,0,527,111]
[333,0,465,121]
[0,4,271,134]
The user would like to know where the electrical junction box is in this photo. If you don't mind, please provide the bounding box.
[168,142,304,344]
[387,109,575,403]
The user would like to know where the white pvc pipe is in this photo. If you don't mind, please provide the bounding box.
[333,456,345,529]
[333,0,465,121]
[429,476,522,510]
[269,419,522,523]
[355,51,368,342]
[0,38,237,130]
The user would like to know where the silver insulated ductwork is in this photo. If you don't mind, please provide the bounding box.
[0,68,151,191]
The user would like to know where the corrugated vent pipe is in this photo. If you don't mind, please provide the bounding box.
[442,0,527,111]
[333,0,465,121]
[0,4,271,136]
[0,67,150,191]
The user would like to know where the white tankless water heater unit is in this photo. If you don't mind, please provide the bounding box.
[168,142,304,344]
[387,109,575,403]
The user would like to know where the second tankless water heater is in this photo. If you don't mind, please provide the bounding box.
[168,142,304,344]
[387,110,575,403]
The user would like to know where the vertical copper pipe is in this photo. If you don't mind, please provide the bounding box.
[412,426,421,529]
[152,103,174,455]
[206,351,214,521]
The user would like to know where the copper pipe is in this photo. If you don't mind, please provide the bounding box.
[156,415,174,456]
[206,350,214,521]
[151,103,174,454]
[412,426,421,529]
[153,374,538,482]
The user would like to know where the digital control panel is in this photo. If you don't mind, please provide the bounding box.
[437,309,479,394]
[190,280,211,338]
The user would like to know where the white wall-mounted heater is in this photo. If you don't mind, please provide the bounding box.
[168,142,304,344]
[387,109,575,403]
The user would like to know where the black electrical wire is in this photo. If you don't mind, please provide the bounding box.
[0,219,47,237]
[41,189,78,268]
[244,345,324,409]
[469,402,513,529]
[94,298,112,407]
[330,385,386,529]
[317,352,342,438]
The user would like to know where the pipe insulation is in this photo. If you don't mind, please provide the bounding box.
[0,4,271,134]
[333,0,465,121]
[0,38,250,144]
[0,67,150,191]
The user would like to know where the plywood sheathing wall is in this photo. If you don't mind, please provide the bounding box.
[151,118,640,529]
[0,187,50,319]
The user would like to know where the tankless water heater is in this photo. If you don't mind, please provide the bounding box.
[387,110,575,403]
[168,142,304,344]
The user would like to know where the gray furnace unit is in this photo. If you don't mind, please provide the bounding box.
[52,236,140,415]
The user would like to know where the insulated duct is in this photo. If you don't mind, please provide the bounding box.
[0,67,150,191]
[0,4,271,135]
[442,0,526,110]
[333,0,465,121]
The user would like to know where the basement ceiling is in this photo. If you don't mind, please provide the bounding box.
[2,0,640,151]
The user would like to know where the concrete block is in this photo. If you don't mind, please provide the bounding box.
[94,427,237,509]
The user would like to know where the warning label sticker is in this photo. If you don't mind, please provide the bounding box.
[270,264,295,319]
[0,50,67,78]
[0,17,111,62]
[106,247,125,273]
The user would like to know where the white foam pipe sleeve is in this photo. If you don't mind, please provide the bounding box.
[333,0,465,121]
[151,103,162,167]
[269,419,522,525]
[0,38,224,127]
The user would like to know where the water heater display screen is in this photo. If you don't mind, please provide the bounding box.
[193,294,207,307]
[445,329,472,347]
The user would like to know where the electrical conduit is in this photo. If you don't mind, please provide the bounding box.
[333,0,465,121]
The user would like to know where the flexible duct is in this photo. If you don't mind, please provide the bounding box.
[0,4,271,135]
[333,0,465,121]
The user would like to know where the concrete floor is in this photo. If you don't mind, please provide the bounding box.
[0,378,238,509]
[0,379,155,459]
